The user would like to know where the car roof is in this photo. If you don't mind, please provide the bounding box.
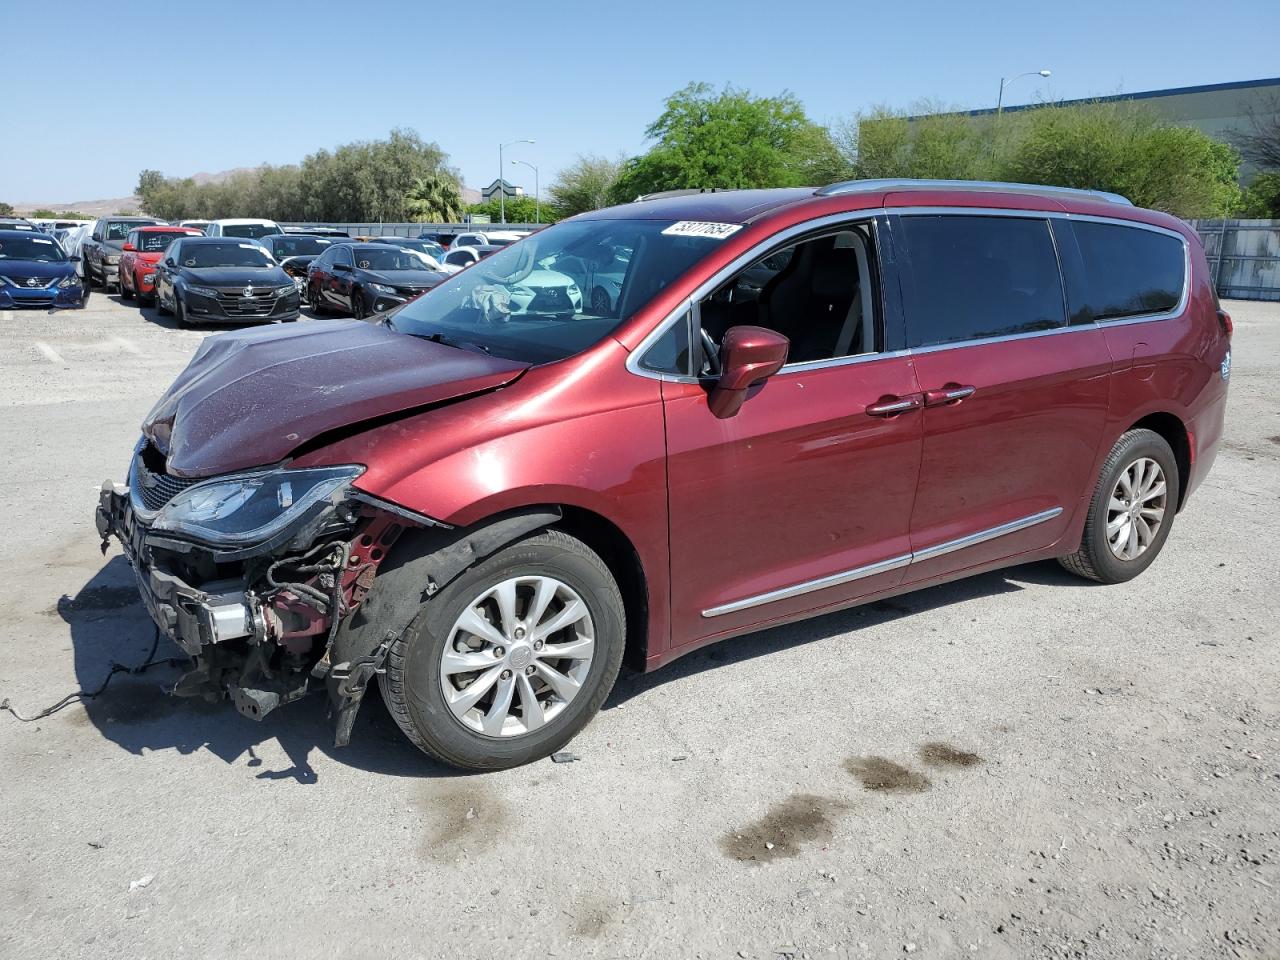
[178,235,267,244]
[211,218,278,224]
[134,224,201,232]
[0,228,55,239]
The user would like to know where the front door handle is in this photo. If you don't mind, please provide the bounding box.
[923,384,976,406]
[865,394,923,417]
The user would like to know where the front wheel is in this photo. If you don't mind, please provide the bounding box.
[155,285,171,315]
[351,288,366,321]
[120,271,134,300]
[380,529,625,771]
[172,292,187,326]
[1059,428,1180,584]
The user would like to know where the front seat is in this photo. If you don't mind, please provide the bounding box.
[757,238,859,363]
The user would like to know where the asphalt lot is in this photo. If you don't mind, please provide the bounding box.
[1,293,1277,960]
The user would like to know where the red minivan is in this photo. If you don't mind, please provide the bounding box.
[97,180,1231,769]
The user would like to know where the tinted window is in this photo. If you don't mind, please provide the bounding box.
[271,236,332,257]
[445,250,474,266]
[138,230,197,252]
[640,310,694,376]
[1072,221,1185,321]
[352,247,424,271]
[222,223,277,239]
[900,215,1065,347]
[106,221,147,240]
[181,242,274,268]
[0,234,66,262]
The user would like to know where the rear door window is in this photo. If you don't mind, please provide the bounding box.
[1070,221,1186,321]
[898,215,1066,348]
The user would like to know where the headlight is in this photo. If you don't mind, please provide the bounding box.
[106,255,121,265]
[370,283,397,295]
[275,284,296,297]
[150,465,364,547]
[57,276,81,288]
[186,285,219,298]
[142,273,156,284]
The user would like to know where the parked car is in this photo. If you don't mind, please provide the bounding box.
[33,218,94,232]
[0,228,85,309]
[96,179,1229,771]
[448,229,527,251]
[284,226,351,238]
[439,244,502,273]
[152,236,300,325]
[178,219,212,233]
[82,216,164,290]
[58,225,92,281]
[258,233,338,299]
[365,236,446,269]
[203,218,283,240]
[307,241,446,319]
[118,226,205,304]
[0,218,38,232]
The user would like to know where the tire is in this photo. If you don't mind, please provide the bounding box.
[590,286,611,316]
[120,270,134,300]
[155,285,171,316]
[85,258,100,288]
[351,288,366,321]
[1059,428,1180,584]
[379,529,625,771]
[310,283,326,314]
[172,292,187,326]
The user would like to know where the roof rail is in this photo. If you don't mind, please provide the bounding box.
[814,178,1132,206]
[633,188,733,202]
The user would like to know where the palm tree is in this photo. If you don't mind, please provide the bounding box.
[405,171,464,222]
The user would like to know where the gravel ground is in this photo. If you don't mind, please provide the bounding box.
[1,294,1277,960]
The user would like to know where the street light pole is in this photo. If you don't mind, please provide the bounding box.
[511,159,540,224]
[997,68,1051,118]
[498,138,534,224]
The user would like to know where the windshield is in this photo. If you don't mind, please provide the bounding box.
[354,247,431,271]
[270,236,332,257]
[385,238,444,260]
[106,221,149,240]
[387,218,725,364]
[137,230,195,252]
[222,223,278,239]
[0,235,66,262]
[182,242,275,268]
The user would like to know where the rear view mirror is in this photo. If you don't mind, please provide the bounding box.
[709,325,790,418]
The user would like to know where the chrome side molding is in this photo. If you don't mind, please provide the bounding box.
[701,506,1064,618]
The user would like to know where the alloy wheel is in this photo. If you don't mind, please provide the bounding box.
[439,575,595,738]
[1105,456,1167,561]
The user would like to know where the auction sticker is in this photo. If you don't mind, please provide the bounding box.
[661,221,743,239]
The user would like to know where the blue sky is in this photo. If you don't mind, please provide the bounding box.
[4,0,1276,204]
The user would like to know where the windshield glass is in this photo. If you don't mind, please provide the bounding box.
[106,221,148,240]
[0,235,66,262]
[354,247,430,271]
[270,236,332,257]
[222,223,277,239]
[137,230,195,252]
[384,238,444,260]
[182,242,275,268]
[387,218,724,364]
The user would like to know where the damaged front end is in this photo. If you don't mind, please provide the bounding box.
[96,439,442,745]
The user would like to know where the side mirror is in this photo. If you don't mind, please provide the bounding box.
[333,262,351,272]
[709,325,789,419]
[165,257,176,267]
[122,242,135,252]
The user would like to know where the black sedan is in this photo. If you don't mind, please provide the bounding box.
[307,242,446,320]
[153,237,301,325]
[258,233,341,300]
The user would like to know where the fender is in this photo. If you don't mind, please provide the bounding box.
[324,506,562,745]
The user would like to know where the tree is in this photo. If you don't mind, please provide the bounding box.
[30,208,93,220]
[0,202,15,216]
[548,154,625,217]
[465,196,550,225]
[1232,93,1280,171]
[1239,172,1280,217]
[608,82,842,203]
[405,170,465,222]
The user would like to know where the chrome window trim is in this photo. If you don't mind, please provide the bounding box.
[625,205,1192,382]
[701,506,1063,618]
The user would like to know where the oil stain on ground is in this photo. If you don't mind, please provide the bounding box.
[417,785,509,861]
[719,793,847,863]
[844,756,931,793]
[918,741,984,768]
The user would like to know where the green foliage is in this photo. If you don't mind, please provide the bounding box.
[0,201,15,216]
[608,82,843,203]
[465,197,553,225]
[548,154,624,217]
[405,170,464,222]
[135,130,461,223]
[1239,172,1280,217]
[30,208,93,220]
[842,100,1243,218]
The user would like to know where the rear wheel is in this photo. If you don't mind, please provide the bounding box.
[85,259,99,288]
[379,529,625,771]
[120,270,134,300]
[1059,428,1179,584]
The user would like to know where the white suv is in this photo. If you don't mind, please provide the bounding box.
[203,218,283,240]
[448,229,528,251]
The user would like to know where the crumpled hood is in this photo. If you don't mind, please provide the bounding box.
[143,319,528,478]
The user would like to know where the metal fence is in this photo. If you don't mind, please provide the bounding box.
[279,222,541,239]
[1190,218,1280,301]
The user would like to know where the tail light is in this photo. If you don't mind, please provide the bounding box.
[1216,309,1233,338]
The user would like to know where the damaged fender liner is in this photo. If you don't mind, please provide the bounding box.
[325,507,562,745]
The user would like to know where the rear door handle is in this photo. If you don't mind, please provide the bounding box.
[923,384,976,406]
[865,394,923,417]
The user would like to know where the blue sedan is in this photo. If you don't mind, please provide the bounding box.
[0,229,86,309]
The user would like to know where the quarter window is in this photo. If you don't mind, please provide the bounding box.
[1071,221,1185,321]
[899,215,1066,348]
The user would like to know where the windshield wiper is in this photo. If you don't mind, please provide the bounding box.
[401,329,492,356]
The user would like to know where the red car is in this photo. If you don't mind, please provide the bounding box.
[97,179,1230,770]
[118,225,205,304]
